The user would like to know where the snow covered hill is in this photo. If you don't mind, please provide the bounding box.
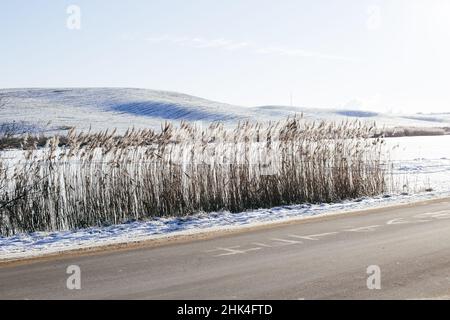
[1,88,449,134]
[0,88,249,133]
[250,105,450,129]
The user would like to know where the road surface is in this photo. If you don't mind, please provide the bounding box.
[1,198,450,299]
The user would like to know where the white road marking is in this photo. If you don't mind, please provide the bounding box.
[429,210,450,219]
[386,218,429,225]
[252,242,273,248]
[207,246,262,257]
[414,210,450,220]
[269,238,302,246]
[207,208,450,258]
[344,225,381,232]
[288,232,339,241]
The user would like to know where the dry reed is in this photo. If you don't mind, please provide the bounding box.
[0,116,387,236]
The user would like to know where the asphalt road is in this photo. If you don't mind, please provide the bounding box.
[1,198,450,300]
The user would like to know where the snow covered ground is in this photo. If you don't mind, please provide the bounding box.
[2,88,450,134]
[1,135,450,261]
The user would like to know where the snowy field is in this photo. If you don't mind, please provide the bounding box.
[1,135,450,261]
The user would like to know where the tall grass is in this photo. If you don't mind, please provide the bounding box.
[0,117,386,236]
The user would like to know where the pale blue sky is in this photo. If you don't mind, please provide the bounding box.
[1,0,450,113]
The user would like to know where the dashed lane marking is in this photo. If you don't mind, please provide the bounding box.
[206,209,450,257]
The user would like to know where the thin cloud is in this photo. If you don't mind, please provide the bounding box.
[146,35,249,51]
[144,35,357,61]
[256,46,358,62]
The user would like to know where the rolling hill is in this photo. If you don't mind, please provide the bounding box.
[1,88,449,134]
